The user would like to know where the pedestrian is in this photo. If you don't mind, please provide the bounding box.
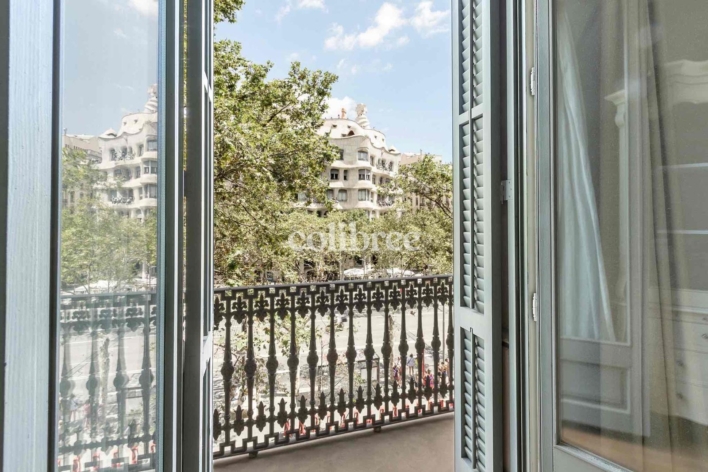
[392,363,400,384]
[83,400,91,429]
[406,354,415,377]
[425,369,434,388]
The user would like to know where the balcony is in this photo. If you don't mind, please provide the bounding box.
[56,276,454,470]
[211,275,454,458]
[215,414,452,472]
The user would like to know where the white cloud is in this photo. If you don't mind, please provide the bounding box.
[325,24,358,50]
[288,52,300,61]
[276,3,292,22]
[325,96,358,119]
[128,0,158,17]
[113,28,128,39]
[277,0,325,22]
[298,0,325,8]
[411,1,450,37]
[336,58,393,76]
[324,3,406,50]
[394,36,410,47]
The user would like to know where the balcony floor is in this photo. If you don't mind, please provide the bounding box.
[215,414,453,472]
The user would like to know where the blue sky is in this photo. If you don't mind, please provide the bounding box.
[217,0,453,160]
[63,0,451,160]
[62,0,158,137]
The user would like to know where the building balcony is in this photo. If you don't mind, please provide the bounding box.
[109,196,135,206]
[55,276,454,470]
[211,276,454,460]
[215,414,452,472]
[140,174,158,185]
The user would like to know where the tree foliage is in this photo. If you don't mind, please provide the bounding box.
[213,39,339,286]
[60,148,155,293]
[384,154,453,219]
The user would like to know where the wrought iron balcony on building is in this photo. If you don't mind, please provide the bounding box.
[212,275,454,458]
[56,275,454,470]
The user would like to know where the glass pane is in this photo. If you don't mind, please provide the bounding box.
[554,0,708,470]
[56,0,161,469]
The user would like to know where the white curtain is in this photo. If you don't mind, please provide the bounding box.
[556,14,616,342]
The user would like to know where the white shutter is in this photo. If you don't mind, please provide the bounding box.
[452,0,503,470]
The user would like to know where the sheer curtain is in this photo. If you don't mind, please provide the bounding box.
[556,12,616,342]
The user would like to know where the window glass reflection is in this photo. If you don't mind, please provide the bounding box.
[555,0,708,470]
[56,0,160,469]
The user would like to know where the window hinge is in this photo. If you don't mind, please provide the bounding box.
[501,180,513,202]
[529,66,537,97]
[532,292,538,322]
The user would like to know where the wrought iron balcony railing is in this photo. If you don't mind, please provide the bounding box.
[55,275,454,469]
[212,275,454,458]
[57,292,157,471]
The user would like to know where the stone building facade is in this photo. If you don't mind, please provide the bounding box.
[302,103,401,218]
[95,85,159,221]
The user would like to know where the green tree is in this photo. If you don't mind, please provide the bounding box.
[373,154,454,275]
[60,148,155,293]
[212,39,339,286]
[384,154,453,219]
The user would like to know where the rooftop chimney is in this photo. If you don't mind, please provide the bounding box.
[341,107,347,119]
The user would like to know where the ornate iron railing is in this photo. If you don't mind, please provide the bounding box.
[55,275,454,468]
[212,275,454,458]
[57,292,157,471]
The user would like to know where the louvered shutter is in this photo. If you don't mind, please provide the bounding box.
[452,0,502,470]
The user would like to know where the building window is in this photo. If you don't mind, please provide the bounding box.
[109,148,117,161]
[358,189,370,201]
[146,138,157,151]
[370,157,374,166]
[326,189,334,200]
[358,170,371,181]
[143,160,158,174]
[388,161,394,171]
[135,166,141,178]
[338,149,344,160]
[139,187,144,199]
[372,176,376,184]
[138,144,144,156]
[121,147,127,159]
[337,189,348,202]
[357,150,368,161]
[330,169,339,180]
[144,184,157,199]
[343,170,348,181]
[113,169,123,179]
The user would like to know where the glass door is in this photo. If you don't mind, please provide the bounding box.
[539,0,708,470]
[53,0,181,469]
